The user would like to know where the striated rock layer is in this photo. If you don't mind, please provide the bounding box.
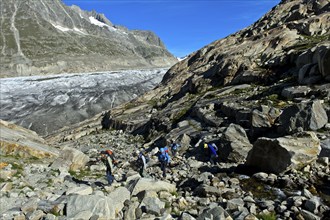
[0,120,58,158]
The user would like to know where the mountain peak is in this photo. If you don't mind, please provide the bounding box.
[0,0,177,77]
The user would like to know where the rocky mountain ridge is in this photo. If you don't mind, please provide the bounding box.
[48,0,330,144]
[0,0,177,77]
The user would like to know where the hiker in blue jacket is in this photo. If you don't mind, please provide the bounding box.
[204,143,218,165]
[170,140,181,157]
[158,147,170,177]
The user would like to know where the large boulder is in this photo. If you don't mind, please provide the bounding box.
[245,132,321,174]
[278,100,328,134]
[250,105,281,139]
[197,206,232,220]
[220,124,253,163]
[317,45,330,81]
[296,44,330,84]
[66,186,130,219]
[320,138,330,158]
[131,178,176,196]
[192,103,222,127]
[51,146,89,171]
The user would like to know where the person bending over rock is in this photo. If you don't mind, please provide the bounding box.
[204,143,218,165]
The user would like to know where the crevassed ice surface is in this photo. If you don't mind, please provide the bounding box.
[0,68,168,136]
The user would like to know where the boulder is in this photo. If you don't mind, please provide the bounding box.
[221,124,253,163]
[245,132,321,174]
[296,44,330,83]
[131,178,176,196]
[197,206,232,220]
[21,198,39,214]
[192,103,222,127]
[51,146,89,171]
[66,186,130,219]
[317,45,330,81]
[298,63,322,85]
[140,197,165,216]
[320,138,330,158]
[281,86,312,99]
[194,184,221,197]
[278,100,328,134]
[66,186,93,195]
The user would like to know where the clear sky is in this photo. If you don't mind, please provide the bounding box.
[63,0,280,58]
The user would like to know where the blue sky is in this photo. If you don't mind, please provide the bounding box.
[63,0,280,57]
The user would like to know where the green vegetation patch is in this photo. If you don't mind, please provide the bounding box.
[291,34,330,51]
[240,178,277,200]
[256,212,277,220]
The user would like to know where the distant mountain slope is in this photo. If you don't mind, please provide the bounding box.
[0,0,177,77]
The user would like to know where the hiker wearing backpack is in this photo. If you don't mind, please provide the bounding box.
[137,150,149,177]
[100,149,118,185]
[158,147,170,178]
[170,140,181,157]
[204,142,218,165]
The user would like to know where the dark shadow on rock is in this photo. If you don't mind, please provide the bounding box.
[198,165,241,176]
[234,164,262,176]
[72,177,91,186]
[198,163,261,176]
[93,181,106,187]
[178,177,201,192]
[101,111,111,129]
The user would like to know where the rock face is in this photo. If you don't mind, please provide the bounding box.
[245,132,321,174]
[278,100,328,134]
[0,119,58,158]
[0,0,177,77]
[97,0,329,143]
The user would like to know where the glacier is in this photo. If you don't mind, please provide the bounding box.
[0,68,169,136]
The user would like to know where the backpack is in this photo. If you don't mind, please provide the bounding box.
[208,144,217,155]
[139,152,150,164]
[159,153,166,162]
[172,143,180,151]
[159,152,170,163]
[106,150,113,156]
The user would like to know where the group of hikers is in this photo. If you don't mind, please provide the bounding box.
[99,140,219,186]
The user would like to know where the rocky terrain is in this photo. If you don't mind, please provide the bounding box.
[0,121,329,220]
[1,0,330,219]
[0,0,177,77]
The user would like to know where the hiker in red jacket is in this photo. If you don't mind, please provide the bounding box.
[100,149,118,185]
